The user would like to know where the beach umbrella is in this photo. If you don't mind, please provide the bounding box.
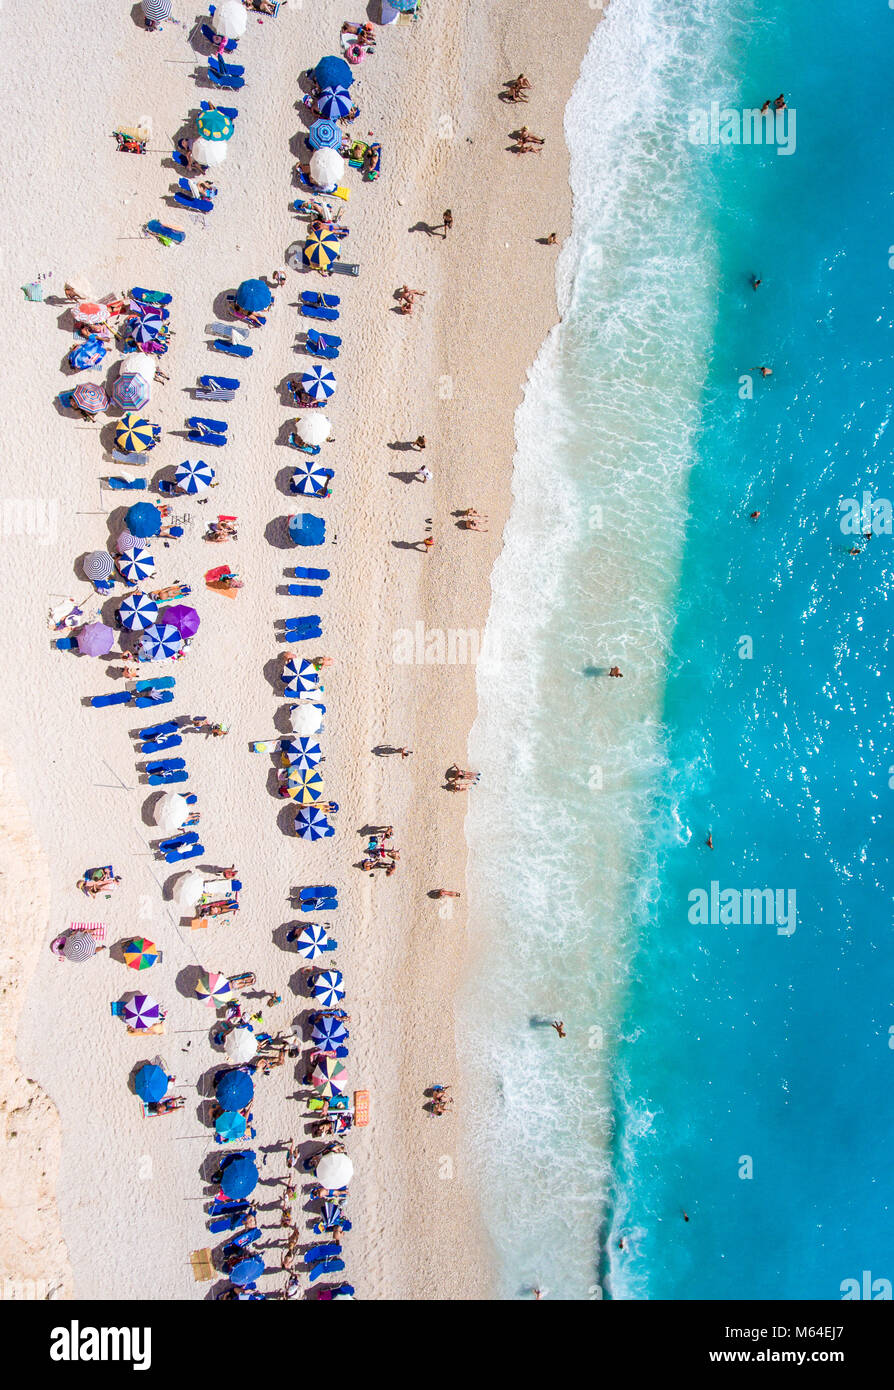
[175,869,206,909]
[315,1151,353,1189]
[235,278,272,313]
[288,702,323,737]
[312,970,344,1006]
[116,414,158,455]
[175,458,215,494]
[215,1110,246,1142]
[69,337,107,371]
[122,993,162,1030]
[196,970,234,1007]
[118,591,159,631]
[212,0,247,38]
[128,317,165,346]
[77,621,115,657]
[309,147,345,188]
[125,502,162,538]
[122,937,159,970]
[134,1063,168,1102]
[302,228,341,273]
[163,604,200,638]
[389,0,419,9]
[139,622,184,661]
[153,791,190,832]
[313,56,353,91]
[311,1015,348,1048]
[280,737,321,769]
[196,108,233,142]
[215,1069,253,1110]
[317,86,353,121]
[288,512,325,545]
[117,530,139,552]
[71,382,109,415]
[123,353,158,383]
[73,300,109,326]
[282,657,318,693]
[290,458,330,497]
[63,931,97,962]
[295,806,333,841]
[117,547,155,583]
[299,363,336,400]
[219,1152,258,1199]
[142,0,172,20]
[83,550,114,582]
[110,373,151,410]
[293,413,331,446]
[311,1056,347,1096]
[225,1026,257,1064]
[192,137,228,169]
[229,1254,264,1287]
[285,768,323,805]
[308,119,342,151]
[293,922,330,959]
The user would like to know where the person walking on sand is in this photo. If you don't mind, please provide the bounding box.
[400,747,413,758]
[552,1020,566,1038]
[412,435,426,450]
[608,666,623,678]
[416,536,434,552]
[544,232,558,245]
[440,209,453,236]
[414,464,432,483]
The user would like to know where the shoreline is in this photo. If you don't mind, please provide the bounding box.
[0,0,598,1300]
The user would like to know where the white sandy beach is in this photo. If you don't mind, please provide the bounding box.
[0,0,597,1299]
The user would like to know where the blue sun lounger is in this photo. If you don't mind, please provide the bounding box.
[304,331,340,360]
[300,291,340,307]
[166,843,205,862]
[308,1258,346,1283]
[208,1197,252,1219]
[134,677,175,691]
[189,416,228,433]
[213,339,252,357]
[148,769,188,785]
[201,24,238,50]
[299,303,340,323]
[198,374,240,401]
[288,584,323,597]
[146,757,186,774]
[304,1242,342,1265]
[55,637,75,651]
[227,1226,262,1250]
[200,99,239,120]
[188,430,227,446]
[288,433,320,455]
[140,720,179,739]
[175,192,215,214]
[158,831,199,852]
[104,475,147,490]
[283,628,323,643]
[208,63,245,89]
[90,691,132,707]
[141,734,183,754]
[131,287,172,307]
[134,691,175,709]
[300,885,337,899]
[293,566,330,580]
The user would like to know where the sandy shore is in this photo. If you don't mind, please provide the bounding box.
[1,0,597,1299]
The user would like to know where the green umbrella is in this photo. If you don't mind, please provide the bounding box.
[197,108,234,142]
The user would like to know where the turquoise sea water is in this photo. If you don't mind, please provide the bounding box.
[462,0,894,1300]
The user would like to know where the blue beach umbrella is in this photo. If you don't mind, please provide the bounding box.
[229,1254,264,1287]
[317,86,353,121]
[134,1063,168,1102]
[290,458,330,496]
[295,808,333,843]
[215,1069,254,1110]
[300,364,336,401]
[312,1015,348,1048]
[219,1153,258,1199]
[118,592,159,631]
[69,336,106,371]
[216,1110,247,1142]
[288,513,325,546]
[129,316,165,346]
[293,923,330,961]
[312,969,344,1006]
[314,56,353,91]
[139,622,184,661]
[116,547,155,583]
[390,0,418,9]
[234,278,272,313]
[308,119,342,151]
[175,458,216,494]
[279,737,322,770]
[282,656,318,688]
[126,502,162,539]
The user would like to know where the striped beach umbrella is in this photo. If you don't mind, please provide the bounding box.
[311,969,344,1005]
[317,86,353,121]
[295,807,333,841]
[122,993,162,1030]
[63,931,98,962]
[134,1063,168,1102]
[126,502,162,538]
[308,119,342,151]
[195,971,233,1007]
[116,414,158,455]
[164,604,200,638]
[197,108,233,142]
[290,458,330,496]
[303,227,341,271]
[293,922,330,959]
[280,737,321,770]
[216,1110,246,1142]
[111,373,151,410]
[311,1015,348,1047]
[283,768,324,804]
[71,381,109,415]
[175,458,215,494]
[73,301,109,326]
[118,591,159,631]
[139,623,184,661]
[77,621,115,657]
[129,317,165,346]
[83,550,114,582]
[311,1056,347,1096]
[281,656,318,692]
[117,547,155,583]
[122,937,159,970]
[116,530,139,552]
[300,364,336,401]
[141,0,172,20]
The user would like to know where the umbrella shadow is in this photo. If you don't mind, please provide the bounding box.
[264,517,294,550]
[277,802,297,837]
[176,963,206,1001]
[262,654,282,693]
[275,466,298,498]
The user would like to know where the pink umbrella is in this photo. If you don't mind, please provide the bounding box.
[164,604,200,637]
[77,622,115,657]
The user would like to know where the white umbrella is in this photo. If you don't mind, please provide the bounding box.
[122,353,157,383]
[154,791,191,832]
[309,148,345,188]
[212,0,247,37]
[174,869,205,909]
[316,1152,353,1188]
[289,702,323,737]
[193,137,228,169]
[294,414,331,447]
[225,1026,257,1063]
